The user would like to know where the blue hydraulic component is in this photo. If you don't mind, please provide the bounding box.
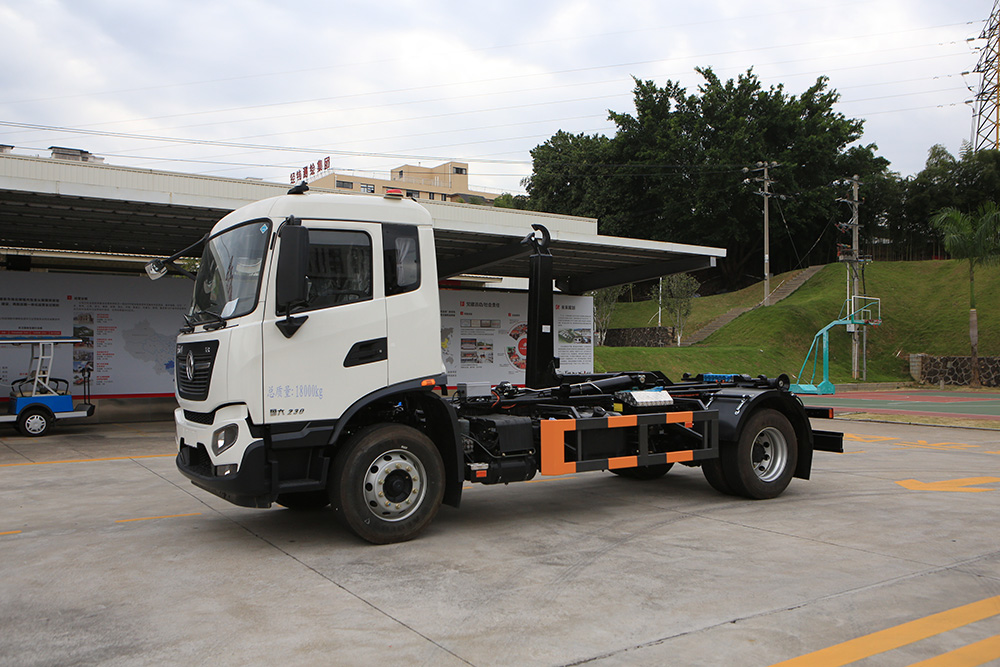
[790,297,881,396]
[703,373,738,383]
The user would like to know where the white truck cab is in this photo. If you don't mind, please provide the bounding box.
[169,191,455,528]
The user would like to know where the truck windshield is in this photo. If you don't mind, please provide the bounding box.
[190,219,271,323]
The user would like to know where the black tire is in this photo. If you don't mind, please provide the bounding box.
[611,463,674,480]
[701,457,736,495]
[18,408,51,437]
[275,490,330,511]
[330,424,445,544]
[719,408,798,499]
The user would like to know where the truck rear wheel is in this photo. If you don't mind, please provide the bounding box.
[719,408,797,499]
[611,463,673,480]
[701,458,735,495]
[330,424,445,544]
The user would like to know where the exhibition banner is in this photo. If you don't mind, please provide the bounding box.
[0,273,189,398]
[440,289,593,386]
[1,274,594,398]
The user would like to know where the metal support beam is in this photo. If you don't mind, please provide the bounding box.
[554,256,715,295]
[436,239,532,279]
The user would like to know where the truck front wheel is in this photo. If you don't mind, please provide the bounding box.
[719,408,797,500]
[331,424,445,544]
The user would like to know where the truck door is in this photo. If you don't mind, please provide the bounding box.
[262,223,386,423]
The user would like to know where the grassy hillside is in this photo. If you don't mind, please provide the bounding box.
[610,268,809,334]
[596,260,1000,384]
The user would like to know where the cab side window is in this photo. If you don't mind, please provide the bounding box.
[383,224,420,296]
[303,229,373,310]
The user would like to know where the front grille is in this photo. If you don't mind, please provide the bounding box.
[184,410,215,425]
[176,341,219,401]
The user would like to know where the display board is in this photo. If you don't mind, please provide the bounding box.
[439,289,593,387]
[1,275,594,398]
[0,273,189,398]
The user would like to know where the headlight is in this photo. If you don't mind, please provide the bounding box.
[211,424,239,456]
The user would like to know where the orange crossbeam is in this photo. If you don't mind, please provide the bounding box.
[540,412,700,475]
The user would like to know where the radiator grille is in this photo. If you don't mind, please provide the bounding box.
[176,341,219,401]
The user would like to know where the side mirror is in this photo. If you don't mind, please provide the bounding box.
[275,225,309,313]
[145,259,168,281]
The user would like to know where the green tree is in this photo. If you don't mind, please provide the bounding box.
[493,192,530,209]
[523,130,614,219]
[930,202,1000,387]
[589,284,628,345]
[652,273,700,345]
[525,69,884,290]
[900,146,1000,261]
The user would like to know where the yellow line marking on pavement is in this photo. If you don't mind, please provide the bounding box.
[1,530,22,536]
[845,434,899,443]
[116,513,202,523]
[894,440,980,452]
[908,634,1000,667]
[896,477,1000,493]
[0,454,174,467]
[769,594,1000,667]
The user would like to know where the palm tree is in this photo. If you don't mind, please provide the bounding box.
[931,202,1000,387]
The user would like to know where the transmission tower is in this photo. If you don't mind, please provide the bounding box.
[973,0,1000,151]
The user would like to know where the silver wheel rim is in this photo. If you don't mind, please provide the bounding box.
[751,426,788,482]
[24,414,47,434]
[362,449,426,522]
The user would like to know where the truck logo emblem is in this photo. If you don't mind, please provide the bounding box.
[185,350,196,382]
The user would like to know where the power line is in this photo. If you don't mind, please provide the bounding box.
[0,23,977,144]
[0,120,530,165]
[5,6,970,107]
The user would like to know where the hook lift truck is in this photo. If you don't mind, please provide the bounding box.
[146,186,843,544]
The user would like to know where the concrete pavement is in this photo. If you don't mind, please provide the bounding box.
[1,419,998,666]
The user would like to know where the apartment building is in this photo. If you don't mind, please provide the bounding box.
[307,161,496,203]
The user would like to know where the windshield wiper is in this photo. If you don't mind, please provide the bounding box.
[182,310,227,332]
[199,310,227,331]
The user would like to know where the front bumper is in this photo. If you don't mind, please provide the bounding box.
[175,405,272,507]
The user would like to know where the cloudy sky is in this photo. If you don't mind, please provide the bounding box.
[0,0,991,194]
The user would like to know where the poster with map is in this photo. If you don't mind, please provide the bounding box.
[439,289,593,387]
[0,273,189,398]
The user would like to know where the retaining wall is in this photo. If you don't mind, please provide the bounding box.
[603,327,676,347]
[909,354,1000,387]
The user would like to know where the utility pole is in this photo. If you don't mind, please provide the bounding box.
[972,0,1000,151]
[836,175,864,380]
[744,162,779,305]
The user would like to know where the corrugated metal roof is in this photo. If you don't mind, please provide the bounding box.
[0,153,724,290]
